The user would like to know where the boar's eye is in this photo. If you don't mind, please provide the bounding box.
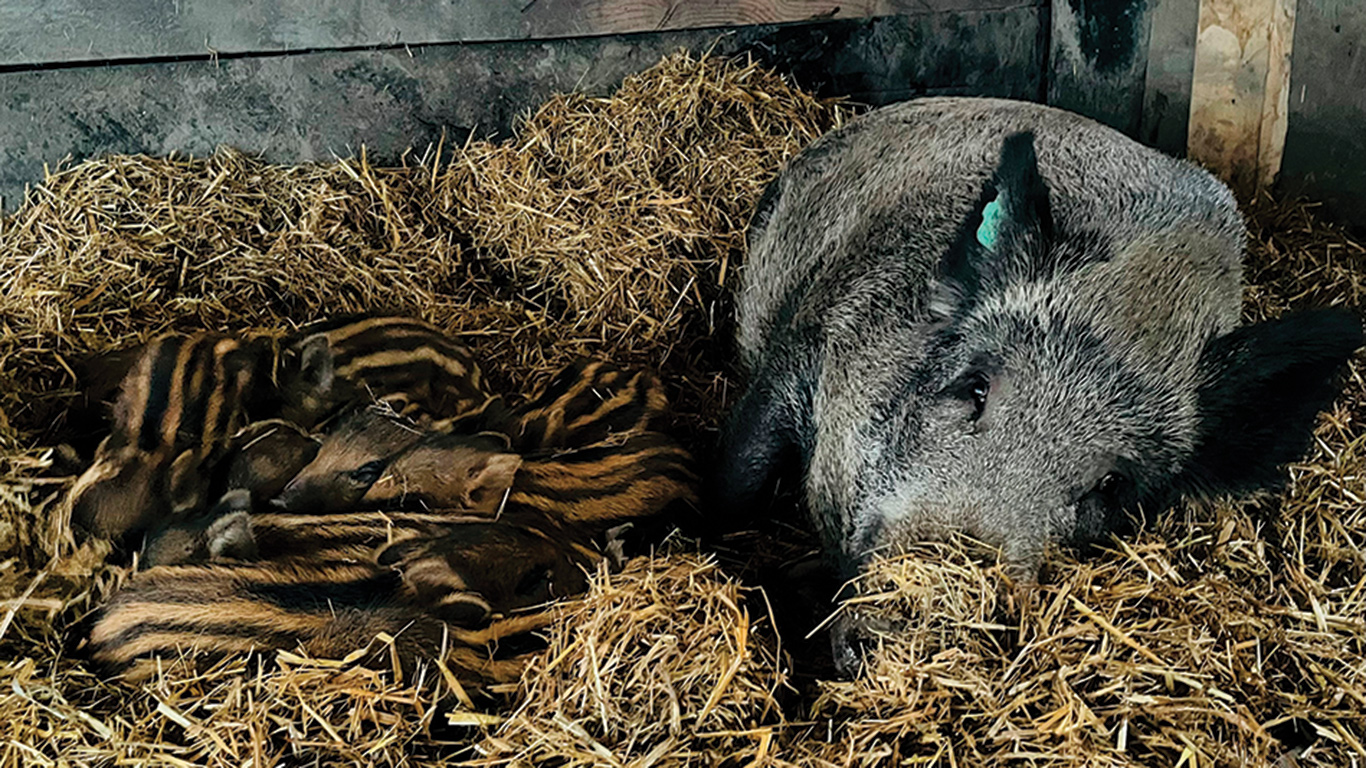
[1096,471,1127,500]
[968,373,991,419]
[942,369,993,423]
[951,371,991,421]
[349,460,385,488]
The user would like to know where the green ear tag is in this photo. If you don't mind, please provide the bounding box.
[976,196,1004,251]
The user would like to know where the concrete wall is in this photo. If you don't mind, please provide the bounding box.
[8,0,1361,229]
[1048,0,1157,137]
[0,6,1048,211]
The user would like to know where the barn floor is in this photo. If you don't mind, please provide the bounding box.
[0,53,1363,767]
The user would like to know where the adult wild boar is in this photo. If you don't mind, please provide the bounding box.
[716,98,1362,584]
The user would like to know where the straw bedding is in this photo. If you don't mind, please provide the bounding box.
[0,52,1363,767]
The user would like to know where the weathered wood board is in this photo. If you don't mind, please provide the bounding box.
[0,0,1027,67]
[1140,0,1200,156]
[0,10,1047,210]
[1047,0,1158,136]
[1188,0,1296,197]
[1280,0,1366,228]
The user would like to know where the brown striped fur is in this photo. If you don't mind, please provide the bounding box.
[275,422,697,531]
[507,359,669,452]
[82,561,555,682]
[141,504,603,623]
[141,430,691,571]
[145,507,486,568]
[85,353,689,680]
[262,432,696,622]
[375,509,599,624]
[279,315,502,431]
[509,431,699,530]
[374,430,700,530]
[69,333,274,541]
[270,358,678,518]
[139,420,319,566]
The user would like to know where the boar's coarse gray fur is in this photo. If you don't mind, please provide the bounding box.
[717,97,1363,580]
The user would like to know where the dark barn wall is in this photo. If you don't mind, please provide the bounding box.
[1139,0,1199,157]
[0,4,1048,211]
[1047,0,1156,136]
[1280,0,1366,230]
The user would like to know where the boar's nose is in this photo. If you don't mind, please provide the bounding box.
[829,614,871,679]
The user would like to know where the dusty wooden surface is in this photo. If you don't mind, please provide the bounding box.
[0,11,1047,211]
[1188,0,1297,196]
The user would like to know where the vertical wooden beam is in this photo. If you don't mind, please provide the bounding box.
[1140,0,1201,156]
[1048,0,1159,136]
[1256,0,1297,190]
[1188,0,1298,196]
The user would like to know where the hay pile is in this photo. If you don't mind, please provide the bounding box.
[0,51,845,766]
[0,49,1363,768]
[473,555,790,767]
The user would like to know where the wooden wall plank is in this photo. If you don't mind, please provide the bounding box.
[1256,0,1296,190]
[0,10,1046,211]
[0,0,1032,68]
[1187,0,1297,196]
[1279,0,1366,229]
[0,0,511,67]
[1047,0,1158,136]
[518,0,1034,38]
[1140,0,1200,155]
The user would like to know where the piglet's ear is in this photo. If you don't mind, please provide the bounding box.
[465,453,522,514]
[297,335,335,394]
[1179,307,1362,498]
[167,449,207,517]
[933,131,1055,319]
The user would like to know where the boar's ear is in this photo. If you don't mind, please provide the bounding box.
[933,131,1054,318]
[977,131,1054,253]
[1179,308,1362,497]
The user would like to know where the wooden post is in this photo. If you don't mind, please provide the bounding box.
[1188,0,1298,196]
[1141,0,1201,157]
